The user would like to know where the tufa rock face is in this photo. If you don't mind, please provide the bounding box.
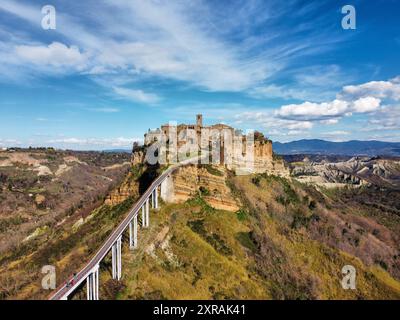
[170,164,240,212]
[255,140,273,158]
[131,150,145,166]
[104,171,139,206]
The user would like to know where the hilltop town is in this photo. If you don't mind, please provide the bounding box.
[135,115,287,176]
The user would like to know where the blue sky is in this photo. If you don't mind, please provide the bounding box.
[0,0,399,150]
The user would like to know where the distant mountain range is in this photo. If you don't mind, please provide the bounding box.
[273,139,400,156]
[103,148,131,153]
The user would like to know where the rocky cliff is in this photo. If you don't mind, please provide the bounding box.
[169,164,240,212]
[104,165,143,205]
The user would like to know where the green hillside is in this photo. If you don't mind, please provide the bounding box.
[116,173,400,300]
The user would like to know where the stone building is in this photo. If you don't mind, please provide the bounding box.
[143,115,285,175]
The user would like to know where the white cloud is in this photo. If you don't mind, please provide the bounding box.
[0,0,40,25]
[276,99,349,121]
[231,76,396,138]
[286,121,313,130]
[46,137,141,149]
[113,87,160,104]
[320,119,339,125]
[15,42,88,71]
[352,96,381,113]
[275,96,381,122]
[233,110,314,133]
[323,130,350,136]
[250,85,310,101]
[260,76,400,139]
[0,138,22,147]
[364,104,400,131]
[340,77,400,101]
[86,107,120,113]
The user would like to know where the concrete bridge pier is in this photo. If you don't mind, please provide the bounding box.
[86,265,99,300]
[111,236,122,280]
[146,197,150,227]
[129,215,138,250]
[154,187,158,209]
[160,175,174,203]
[141,204,146,227]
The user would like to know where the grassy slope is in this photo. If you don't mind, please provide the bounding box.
[119,198,269,299]
[118,174,400,300]
[0,162,144,300]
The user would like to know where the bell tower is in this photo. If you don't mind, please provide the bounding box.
[196,114,203,128]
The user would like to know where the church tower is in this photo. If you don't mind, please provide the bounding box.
[196,114,203,128]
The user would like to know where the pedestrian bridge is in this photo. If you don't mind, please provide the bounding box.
[49,157,199,300]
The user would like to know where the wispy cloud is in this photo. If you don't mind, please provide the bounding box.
[86,107,120,113]
[15,42,89,71]
[46,136,141,149]
[0,0,348,93]
[250,65,355,102]
[339,76,400,101]
[113,87,160,104]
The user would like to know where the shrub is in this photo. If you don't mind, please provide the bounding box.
[199,186,210,196]
[202,165,223,177]
[376,260,388,271]
[251,176,261,186]
[187,219,232,255]
[236,232,257,252]
[308,200,317,210]
[291,208,317,229]
[236,209,247,221]
[276,195,286,205]
[103,279,126,299]
[186,195,215,214]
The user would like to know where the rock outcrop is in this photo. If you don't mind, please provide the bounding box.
[131,150,145,166]
[104,171,139,205]
[170,164,240,212]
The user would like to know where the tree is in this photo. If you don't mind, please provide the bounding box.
[254,131,265,142]
[132,141,140,153]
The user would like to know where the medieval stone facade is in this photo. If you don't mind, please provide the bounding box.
[143,115,286,175]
